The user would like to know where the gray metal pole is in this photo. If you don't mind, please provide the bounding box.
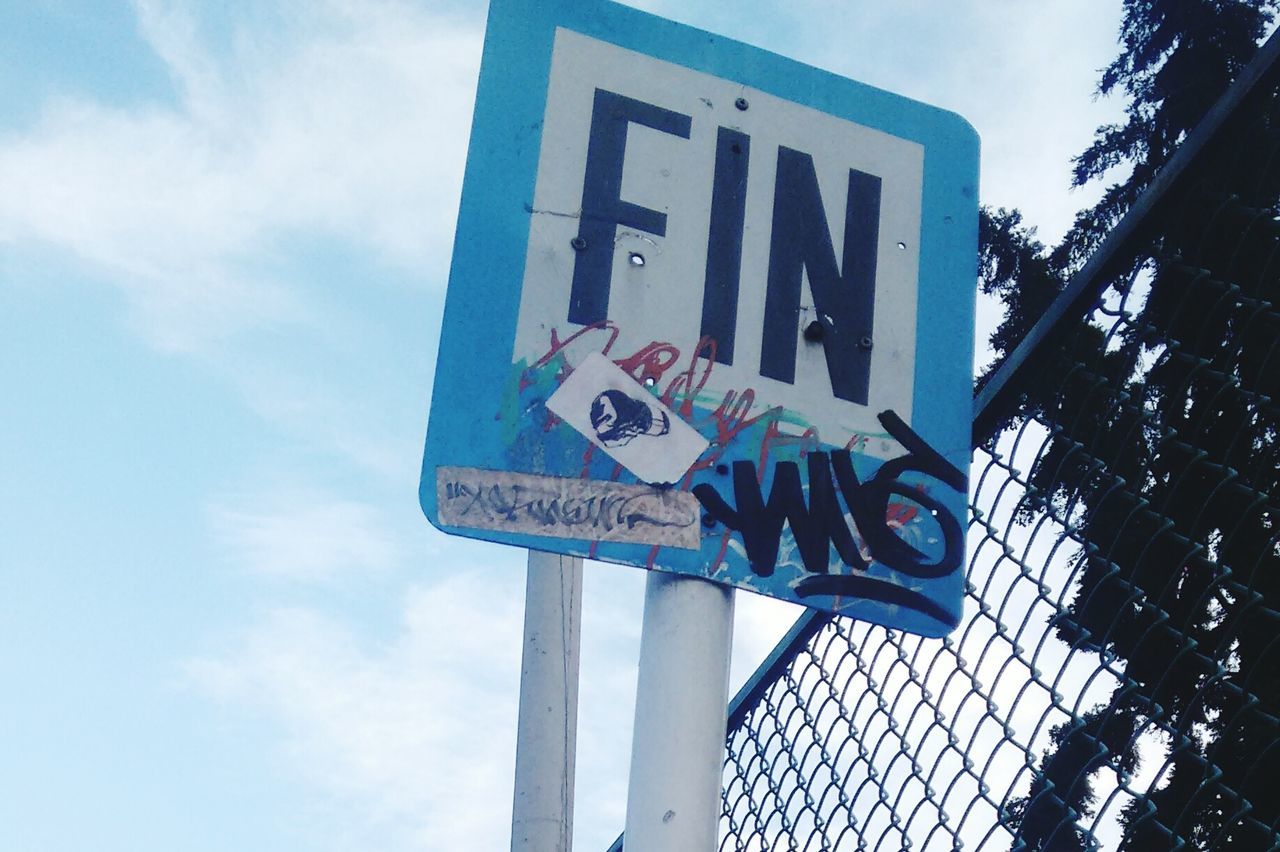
[624,572,735,851]
[510,550,584,852]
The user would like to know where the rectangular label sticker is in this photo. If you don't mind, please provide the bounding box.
[545,351,710,483]
[437,466,703,549]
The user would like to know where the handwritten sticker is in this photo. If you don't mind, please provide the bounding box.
[437,466,702,549]
[546,352,710,483]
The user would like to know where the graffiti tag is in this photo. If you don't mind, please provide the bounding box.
[693,410,965,624]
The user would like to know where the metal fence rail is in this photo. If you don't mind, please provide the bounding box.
[610,28,1280,852]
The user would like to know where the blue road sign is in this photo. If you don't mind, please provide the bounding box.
[420,0,978,637]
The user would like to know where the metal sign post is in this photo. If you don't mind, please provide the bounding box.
[510,550,583,852]
[625,574,734,851]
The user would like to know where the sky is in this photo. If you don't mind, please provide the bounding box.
[0,1,1126,850]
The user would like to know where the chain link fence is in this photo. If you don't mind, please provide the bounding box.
[610,27,1280,852]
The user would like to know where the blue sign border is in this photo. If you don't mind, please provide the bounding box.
[421,0,978,636]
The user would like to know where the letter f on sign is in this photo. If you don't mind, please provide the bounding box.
[568,89,692,325]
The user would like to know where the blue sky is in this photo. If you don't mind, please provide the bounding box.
[1,1,1124,849]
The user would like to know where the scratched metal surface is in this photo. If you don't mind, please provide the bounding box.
[605,29,1280,852]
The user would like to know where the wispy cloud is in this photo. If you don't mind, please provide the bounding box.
[187,575,524,851]
[209,487,401,582]
[0,0,480,351]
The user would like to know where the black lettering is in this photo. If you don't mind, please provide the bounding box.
[760,147,881,405]
[569,89,692,326]
[699,127,750,364]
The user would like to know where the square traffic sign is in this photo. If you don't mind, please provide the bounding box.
[421,0,978,636]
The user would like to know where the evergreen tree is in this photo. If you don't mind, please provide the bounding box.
[979,1,1280,848]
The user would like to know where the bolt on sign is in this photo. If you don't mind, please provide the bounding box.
[420,0,978,637]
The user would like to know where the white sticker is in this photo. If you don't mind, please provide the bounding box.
[546,352,710,483]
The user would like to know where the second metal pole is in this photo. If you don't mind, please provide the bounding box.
[510,549,584,852]
[624,571,735,851]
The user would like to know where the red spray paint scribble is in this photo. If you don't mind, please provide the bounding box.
[757,420,822,480]
[844,432,869,453]
[523,320,622,393]
[615,341,681,386]
[660,336,717,420]
[710,530,733,574]
[885,502,919,527]
[680,390,786,487]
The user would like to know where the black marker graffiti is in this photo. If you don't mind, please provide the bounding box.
[692,410,965,625]
[589,389,670,447]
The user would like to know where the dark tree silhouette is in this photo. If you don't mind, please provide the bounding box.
[979,1,1280,848]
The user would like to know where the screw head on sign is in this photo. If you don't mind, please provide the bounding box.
[858,335,873,350]
[570,236,587,251]
[735,97,749,111]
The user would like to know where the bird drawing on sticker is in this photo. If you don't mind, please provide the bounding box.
[589,389,670,447]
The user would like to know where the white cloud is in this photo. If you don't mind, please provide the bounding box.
[187,575,524,851]
[209,487,401,582]
[187,552,654,852]
[0,0,480,351]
